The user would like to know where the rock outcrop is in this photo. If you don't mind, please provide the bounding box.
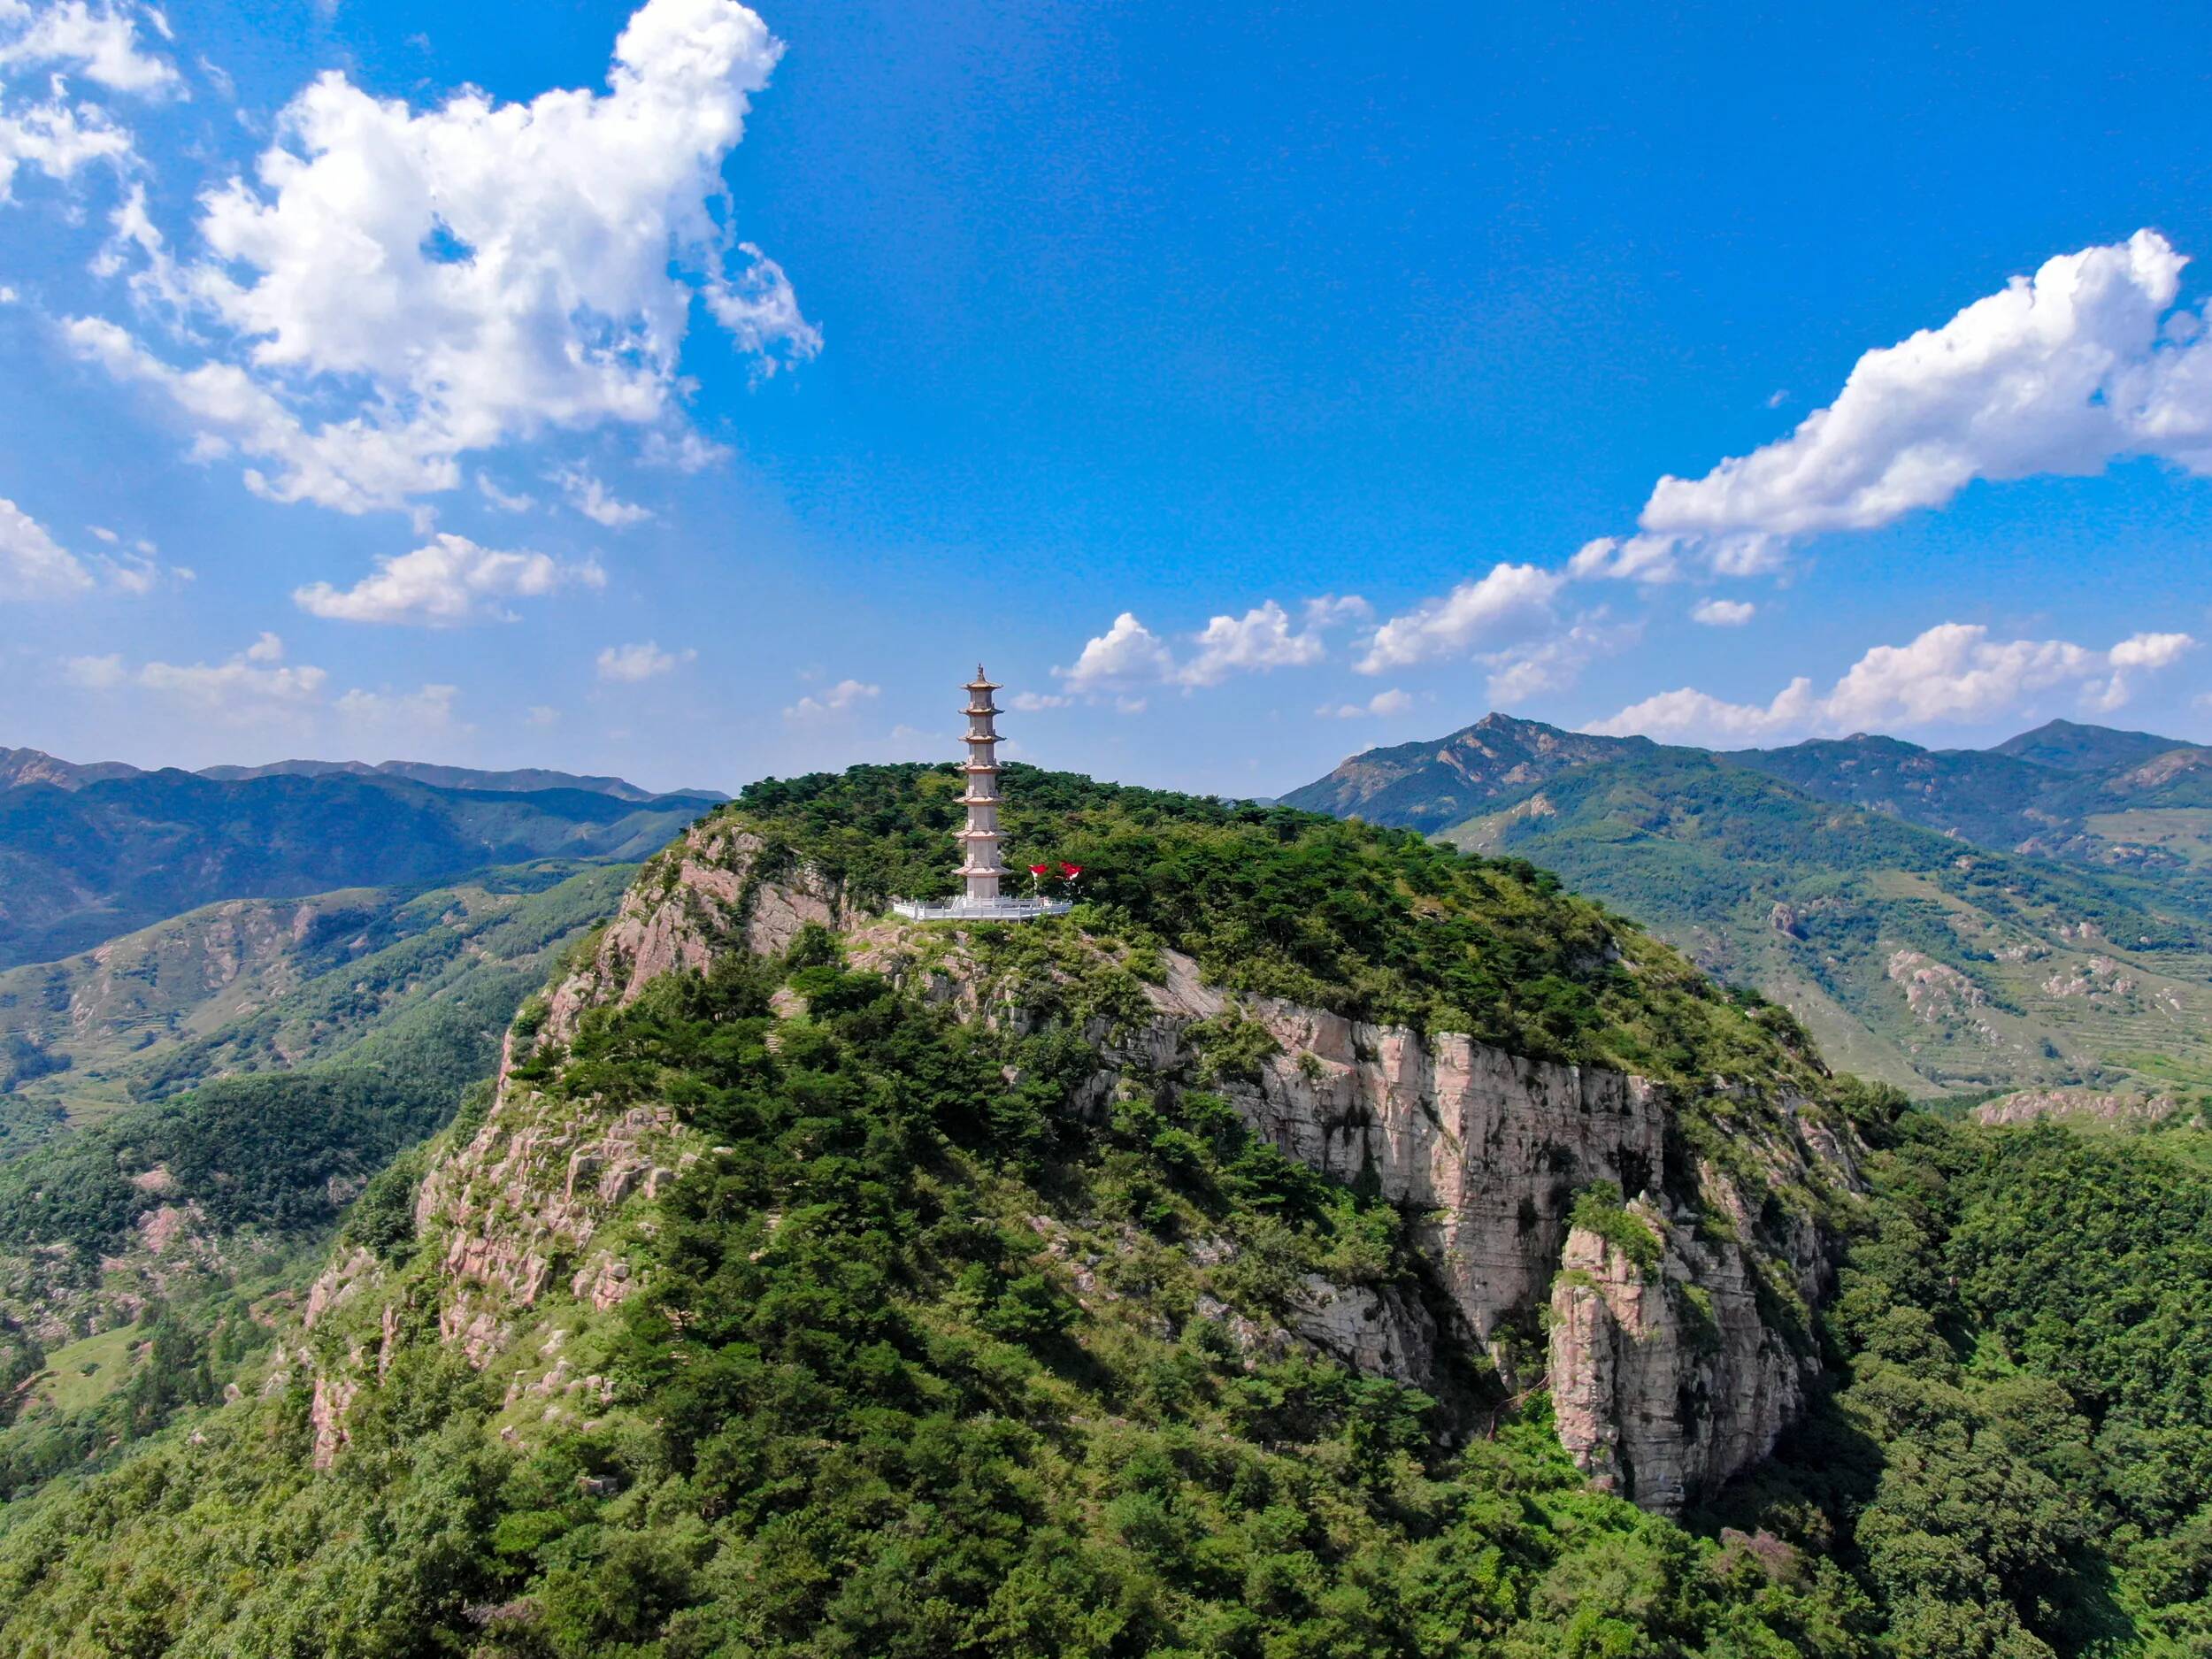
[361,818,1859,1515]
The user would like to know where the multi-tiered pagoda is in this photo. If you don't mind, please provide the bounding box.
[891,665,1072,922]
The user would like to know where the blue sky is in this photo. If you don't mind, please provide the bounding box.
[2,0,2210,794]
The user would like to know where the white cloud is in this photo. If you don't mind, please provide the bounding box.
[335,682,460,730]
[476,472,536,513]
[70,0,815,514]
[1057,596,1368,695]
[1302,593,1371,627]
[1691,597,1756,627]
[1008,690,1071,711]
[1357,562,1563,673]
[0,495,92,596]
[1179,600,1327,687]
[292,533,602,626]
[1630,231,2212,565]
[61,650,122,687]
[0,89,132,201]
[703,242,821,371]
[640,428,732,472]
[1317,688,1412,719]
[525,703,560,727]
[133,633,329,719]
[1591,622,2197,742]
[555,466,654,528]
[783,677,879,720]
[596,640,694,682]
[1056,611,1177,694]
[1482,617,1634,705]
[0,2,179,92]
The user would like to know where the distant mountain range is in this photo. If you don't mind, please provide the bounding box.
[1284,715,2212,1096]
[0,751,722,968]
[0,747,726,803]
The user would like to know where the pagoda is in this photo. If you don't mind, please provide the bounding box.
[891,665,1072,922]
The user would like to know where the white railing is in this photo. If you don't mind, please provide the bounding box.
[889,895,1074,923]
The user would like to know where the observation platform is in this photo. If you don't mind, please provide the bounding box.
[889,895,1073,923]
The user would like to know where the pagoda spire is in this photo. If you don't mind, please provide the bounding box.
[890,666,1070,923]
[956,664,1005,902]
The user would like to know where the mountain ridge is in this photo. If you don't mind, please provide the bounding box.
[1285,713,2212,1095]
[0,744,723,803]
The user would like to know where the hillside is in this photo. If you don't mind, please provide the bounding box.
[1288,715,2212,1096]
[0,764,1890,1652]
[0,765,718,968]
[0,861,635,1147]
[8,765,2212,1650]
[0,863,630,1491]
[1279,713,1644,833]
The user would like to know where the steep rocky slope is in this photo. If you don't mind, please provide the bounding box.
[302,772,1864,1514]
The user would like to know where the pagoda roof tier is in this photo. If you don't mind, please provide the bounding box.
[964,664,1001,690]
[959,761,1001,774]
[959,733,1001,746]
[964,700,1000,714]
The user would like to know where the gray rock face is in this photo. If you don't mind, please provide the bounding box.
[1061,953,1851,1511]
[390,833,1858,1515]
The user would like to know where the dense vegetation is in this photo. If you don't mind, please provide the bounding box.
[6,761,2212,1654]
[726,764,1827,1089]
[0,926,1874,1656]
[1716,1103,2212,1655]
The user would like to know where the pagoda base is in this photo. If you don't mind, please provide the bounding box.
[889,896,1074,924]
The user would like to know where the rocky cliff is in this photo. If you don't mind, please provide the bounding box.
[339,811,1863,1513]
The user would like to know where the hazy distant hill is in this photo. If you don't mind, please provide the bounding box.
[0,745,721,803]
[0,764,718,967]
[1287,713,2212,1094]
[0,860,634,1147]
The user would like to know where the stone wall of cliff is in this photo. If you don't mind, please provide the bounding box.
[320,814,1861,1511]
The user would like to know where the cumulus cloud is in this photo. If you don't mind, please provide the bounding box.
[132,632,329,719]
[1590,622,2197,742]
[596,640,694,682]
[1179,601,1328,687]
[556,467,654,528]
[335,682,461,731]
[292,533,603,626]
[1569,231,2212,585]
[0,90,131,199]
[1008,689,1071,711]
[1056,611,1177,695]
[0,2,179,92]
[476,472,536,513]
[783,677,879,720]
[1057,597,1368,695]
[1317,688,1412,719]
[1356,563,1563,673]
[1482,618,1635,706]
[70,0,815,514]
[1691,598,1755,626]
[0,495,92,596]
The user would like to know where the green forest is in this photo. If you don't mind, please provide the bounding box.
[0,766,2209,1655]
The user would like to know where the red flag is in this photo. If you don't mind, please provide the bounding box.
[1059,863,1083,879]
